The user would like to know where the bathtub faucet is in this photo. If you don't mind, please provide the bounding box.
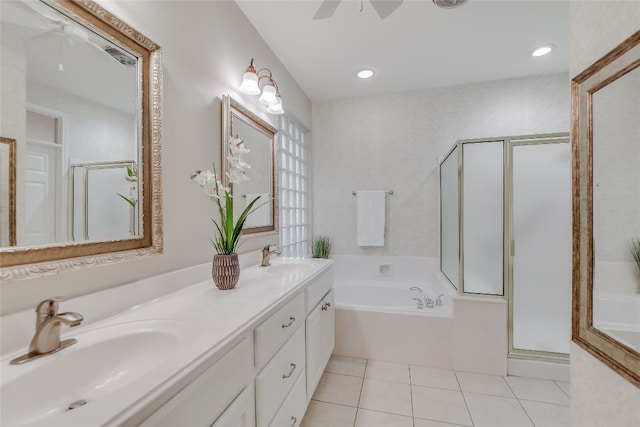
[410,286,435,309]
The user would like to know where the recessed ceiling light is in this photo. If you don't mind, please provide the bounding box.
[357,69,375,79]
[530,44,555,57]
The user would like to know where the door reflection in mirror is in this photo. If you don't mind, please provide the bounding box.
[71,161,138,242]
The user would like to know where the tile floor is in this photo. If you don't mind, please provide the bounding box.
[301,356,570,427]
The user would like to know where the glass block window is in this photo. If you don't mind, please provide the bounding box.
[278,115,310,258]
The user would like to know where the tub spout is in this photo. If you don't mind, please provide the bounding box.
[410,286,435,309]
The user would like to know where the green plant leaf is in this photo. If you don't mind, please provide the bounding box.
[116,193,136,208]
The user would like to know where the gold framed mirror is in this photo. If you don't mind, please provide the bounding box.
[572,29,640,387]
[221,95,277,235]
[0,0,162,280]
[0,137,17,247]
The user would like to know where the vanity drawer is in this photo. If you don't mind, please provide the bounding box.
[142,338,252,427]
[255,292,304,369]
[255,326,305,427]
[268,368,307,427]
[305,267,333,315]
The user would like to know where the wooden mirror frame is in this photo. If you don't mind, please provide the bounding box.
[0,137,17,247]
[0,0,162,281]
[572,29,640,387]
[221,95,277,235]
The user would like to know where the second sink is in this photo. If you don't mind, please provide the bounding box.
[266,262,315,275]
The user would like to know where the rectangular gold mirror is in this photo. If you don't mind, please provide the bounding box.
[221,95,277,235]
[0,0,162,280]
[0,137,17,247]
[572,29,640,387]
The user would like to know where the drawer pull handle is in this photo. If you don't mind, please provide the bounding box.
[290,416,297,427]
[321,301,332,311]
[281,317,296,328]
[282,363,297,379]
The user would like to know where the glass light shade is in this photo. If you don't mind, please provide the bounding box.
[266,97,284,114]
[239,72,260,95]
[258,84,277,105]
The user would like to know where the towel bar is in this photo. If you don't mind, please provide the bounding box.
[352,190,394,196]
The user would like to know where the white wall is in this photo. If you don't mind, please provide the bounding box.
[312,74,569,256]
[0,0,311,315]
[570,1,640,425]
[28,82,136,163]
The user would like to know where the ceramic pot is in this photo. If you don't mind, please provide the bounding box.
[212,253,240,290]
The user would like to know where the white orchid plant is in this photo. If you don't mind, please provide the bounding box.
[191,136,262,255]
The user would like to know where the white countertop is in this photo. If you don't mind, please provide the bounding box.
[0,257,333,426]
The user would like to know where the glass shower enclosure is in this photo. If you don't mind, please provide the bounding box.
[439,133,572,362]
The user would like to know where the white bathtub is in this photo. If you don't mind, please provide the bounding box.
[334,280,452,316]
[593,291,640,351]
[332,256,456,369]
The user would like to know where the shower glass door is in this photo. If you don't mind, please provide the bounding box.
[509,139,571,357]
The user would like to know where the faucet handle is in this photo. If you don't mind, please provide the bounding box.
[436,294,444,306]
[35,297,66,317]
[412,297,424,309]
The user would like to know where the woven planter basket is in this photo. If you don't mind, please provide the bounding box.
[212,253,240,290]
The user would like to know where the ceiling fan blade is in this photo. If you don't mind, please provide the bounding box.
[313,0,341,20]
[370,0,403,19]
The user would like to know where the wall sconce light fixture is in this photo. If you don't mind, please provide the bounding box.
[239,58,284,115]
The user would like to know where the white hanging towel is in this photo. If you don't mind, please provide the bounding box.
[357,191,386,246]
[244,193,270,227]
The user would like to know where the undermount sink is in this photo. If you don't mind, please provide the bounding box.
[1,320,185,426]
[266,262,315,275]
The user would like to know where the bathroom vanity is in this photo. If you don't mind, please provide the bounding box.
[0,258,334,426]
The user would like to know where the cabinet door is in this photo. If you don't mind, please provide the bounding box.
[212,385,255,427]
[141,338,252,427]
[305,290,335,400]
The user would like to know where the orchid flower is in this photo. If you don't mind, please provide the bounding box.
[191,135,267,255]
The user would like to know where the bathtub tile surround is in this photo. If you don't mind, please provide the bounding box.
[302,355,571,427]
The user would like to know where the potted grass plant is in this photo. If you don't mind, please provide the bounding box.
[312,235,332,259]
[631,237,640,272]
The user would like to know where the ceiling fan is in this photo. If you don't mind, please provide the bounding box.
[20,0,135,67]
[313,0,469,20]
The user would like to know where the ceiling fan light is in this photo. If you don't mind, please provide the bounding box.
[239,71,260,95]
[432,0,469,9]
[258,84,277,105]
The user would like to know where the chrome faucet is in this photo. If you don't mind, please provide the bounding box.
[260,244,281,267]
[11,298,83,365]
[410,286,435,309]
